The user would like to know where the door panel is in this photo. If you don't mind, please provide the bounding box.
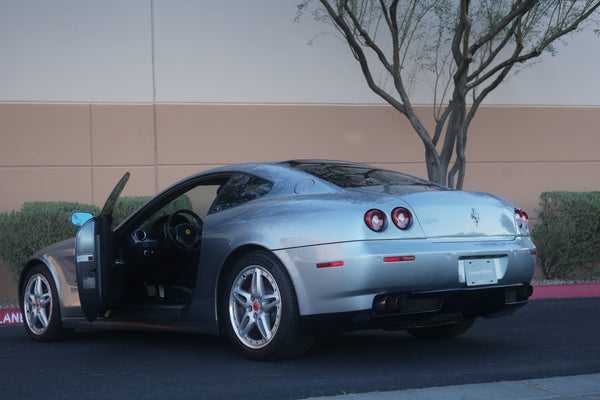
[75,217,107,322]
[74,172,129,322]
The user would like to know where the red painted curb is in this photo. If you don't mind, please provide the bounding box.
[0,309,22,326]
[530,284,600,299]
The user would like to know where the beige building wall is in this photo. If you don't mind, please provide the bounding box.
[1,102,598,218]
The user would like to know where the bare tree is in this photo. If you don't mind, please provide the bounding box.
[298,0,600,189]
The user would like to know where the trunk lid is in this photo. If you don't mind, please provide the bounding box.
[400,190,516,239]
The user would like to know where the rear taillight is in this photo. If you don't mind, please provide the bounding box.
[392,207,412,230]
[522,210,529,229]
[515,209,523,227]
[515,208,529,229]
[364,209,386,232]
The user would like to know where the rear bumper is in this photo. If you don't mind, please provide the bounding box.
[300,283,532,334]
[275,236,536,317]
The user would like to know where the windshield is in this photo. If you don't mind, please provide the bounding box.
[281,161,439,189]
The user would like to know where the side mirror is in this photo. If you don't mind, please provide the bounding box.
[71,212,95,227]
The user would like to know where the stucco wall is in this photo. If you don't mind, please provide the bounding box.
[1,102,598,217]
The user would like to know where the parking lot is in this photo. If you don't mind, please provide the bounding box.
[2,298,599,400]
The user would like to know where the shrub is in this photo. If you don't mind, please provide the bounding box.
[0,202,100,279]
[531,191,600,279]
[0,196,165,280]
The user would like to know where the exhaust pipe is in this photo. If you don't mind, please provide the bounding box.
[515,284,534,301]
[373,294,408,314]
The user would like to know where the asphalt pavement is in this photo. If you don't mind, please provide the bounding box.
[309,373,600,399]
[2,297,599,400]
[315,289,600,400]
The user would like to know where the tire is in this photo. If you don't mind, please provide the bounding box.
[222,250,314,360]
[21,265,72,341]
[407,318,475,340]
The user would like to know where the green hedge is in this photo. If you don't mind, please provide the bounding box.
[0,197,150,280]
[531,191,600,279]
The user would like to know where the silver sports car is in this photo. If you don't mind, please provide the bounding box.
[19,160,536,360]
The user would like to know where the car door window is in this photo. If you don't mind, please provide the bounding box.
[136,183,225,234]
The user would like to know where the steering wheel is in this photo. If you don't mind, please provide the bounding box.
[166,209,203,252]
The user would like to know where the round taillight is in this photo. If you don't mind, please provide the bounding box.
[392,207,412,230]
[522,210,529,229]
[364,209,386,232]
[515,209,523,228]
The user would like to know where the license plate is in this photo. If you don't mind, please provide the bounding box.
[462,258,498,286]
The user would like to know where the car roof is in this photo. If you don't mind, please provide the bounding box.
[188,159,366,179]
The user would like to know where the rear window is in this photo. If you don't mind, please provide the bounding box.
[210,173,273,213]
[281,161,435,188]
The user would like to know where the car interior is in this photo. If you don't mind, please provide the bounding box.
[106,172,275,311]
[115,181,227,309]
[75,171,275,320]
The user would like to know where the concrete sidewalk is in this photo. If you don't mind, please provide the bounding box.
[308,373,600,400]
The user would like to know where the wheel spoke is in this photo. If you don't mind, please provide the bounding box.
[34,276,44,297]
[38,308,49,328]
[232,287,251,307]
[238,311,256,337]
[26,294,36,308]
[251,268,265,297]
[39,292,51,307]
[256,313,272,340]
[261,293,280,312]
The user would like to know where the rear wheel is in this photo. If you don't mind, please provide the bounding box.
[222,250,313,360]
[21,265,72,341]
[407,318,475,340]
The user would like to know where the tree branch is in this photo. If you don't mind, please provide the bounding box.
[433,102,453,146]
[319,1,404,111]
[468,0,537,55]
[452,8,466,65]
[467,19,518,82]
[467,1,600,91]
[454,0,473,79]
[467,42,523,129]
[387,0,401,76]
[341,1,395,74]
[319,0,439,156]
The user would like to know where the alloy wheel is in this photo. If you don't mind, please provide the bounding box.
[228,265,282,349]
[24,273,53,336]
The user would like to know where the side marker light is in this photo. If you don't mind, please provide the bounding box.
[316,261,344,269]
[383,256,415,262]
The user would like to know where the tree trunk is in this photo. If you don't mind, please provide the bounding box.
[425,147,447,187]
[421,93,469,190]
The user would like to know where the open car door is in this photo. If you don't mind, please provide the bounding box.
[75,173,130,322]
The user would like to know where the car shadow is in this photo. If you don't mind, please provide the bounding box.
[63,321,527,366]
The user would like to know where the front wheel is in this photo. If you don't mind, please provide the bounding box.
[222,251,313,360]
[21,265,72,341]
[407,318,475,340]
